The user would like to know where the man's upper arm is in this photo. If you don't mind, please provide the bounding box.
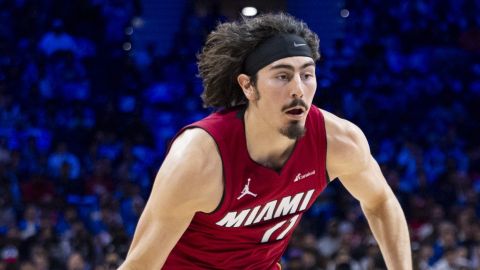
[120,128,223,269]
[322,109,393,209]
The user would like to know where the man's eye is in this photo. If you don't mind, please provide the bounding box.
[277,74,288,80]
[303,73,313,79]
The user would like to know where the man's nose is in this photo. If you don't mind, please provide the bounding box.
[290,75,304,98]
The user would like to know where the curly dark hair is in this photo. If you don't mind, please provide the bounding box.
[197,13,320,109]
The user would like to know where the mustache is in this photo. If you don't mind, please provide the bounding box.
[281,99,309,112]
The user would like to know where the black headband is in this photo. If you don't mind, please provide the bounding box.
[243,34,313,76]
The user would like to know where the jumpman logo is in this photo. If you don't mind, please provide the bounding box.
[237,178,257,200]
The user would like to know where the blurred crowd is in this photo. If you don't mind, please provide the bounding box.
[0,0,479,269]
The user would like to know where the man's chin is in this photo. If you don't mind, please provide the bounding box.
[279,123,306,140]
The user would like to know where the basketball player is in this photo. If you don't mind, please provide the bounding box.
[119,13,412,269]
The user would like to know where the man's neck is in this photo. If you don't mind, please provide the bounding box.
[244,107,296,170]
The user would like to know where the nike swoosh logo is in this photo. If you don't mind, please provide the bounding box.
[293,42,307,47]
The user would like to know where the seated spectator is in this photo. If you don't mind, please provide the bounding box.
[21,173,55,204]
[18,205,40,240]
[84,158,114,196]
[38,19,77,57]
[317,219,341,257]
[66,251,88,270]
[47,142,80,180]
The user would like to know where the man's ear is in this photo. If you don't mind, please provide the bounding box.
[237,74,257,101]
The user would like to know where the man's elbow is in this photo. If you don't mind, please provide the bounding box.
[361,187,397,214]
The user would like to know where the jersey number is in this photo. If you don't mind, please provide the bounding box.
[261,214,299,243]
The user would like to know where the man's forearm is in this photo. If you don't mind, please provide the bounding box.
[362,196,412,269]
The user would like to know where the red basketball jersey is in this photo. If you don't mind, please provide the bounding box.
[163,105,328,269]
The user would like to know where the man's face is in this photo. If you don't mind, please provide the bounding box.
[249,56,317,139]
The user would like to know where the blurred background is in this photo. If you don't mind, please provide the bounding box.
[0,0,479,269]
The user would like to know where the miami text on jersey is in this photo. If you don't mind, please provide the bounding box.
[216,189,315,228]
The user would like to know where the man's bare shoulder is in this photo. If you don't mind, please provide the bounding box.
[154,128,223,214]
[168,128,219,162]
[319,108,371,179]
